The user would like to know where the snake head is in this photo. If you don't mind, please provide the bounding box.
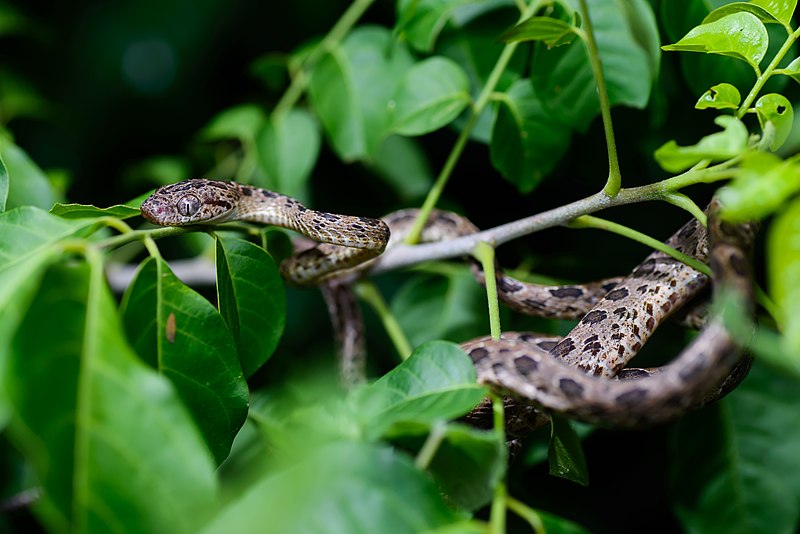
[141,178,240,226]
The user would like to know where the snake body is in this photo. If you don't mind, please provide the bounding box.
[141,178,390,285]
[142,179,755,427]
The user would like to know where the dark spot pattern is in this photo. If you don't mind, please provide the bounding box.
[551,338,576,358]
[549,287,583,299]
[499,278,524,293]
[605,287,629,301]
[615,388,648,405]
[559,378,584,399]
[469,347,489,364]
[632,259,656,277]
[582,310,608,325]
[514,356,538,375]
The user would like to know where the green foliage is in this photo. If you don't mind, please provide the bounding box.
[2,0,800,532]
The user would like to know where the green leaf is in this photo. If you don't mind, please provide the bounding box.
[200,103,267,144]
[394,0,477,53]
[778,56,800,85]
[530,0,660,132]
[0,150,7,212]
[490,79,572,192]
[2,139,58,210]
[671,363,800,534]
[695,82,741,110]
[768,197,800,357]
[307,26,415,161]
[0,206,93,268]
[718,151,800,222]
[702,1,792,26]
[6,261,218,533]
[390,56,471,136]
[352,341,487,439]
[500,16,578,47]
[370,135,434,200]
[425,423,506,511]
[755,93,794,151]
[662,12,769,69]
[654,115,748,173]
[255,108,320,204]
[49,202,141,220]
[215,236,285,377]
[203,441,460,533]
[120,257,249,464]
[548,416,589,486]
[391,267,487,347]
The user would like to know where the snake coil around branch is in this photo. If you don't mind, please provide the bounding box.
[142,179,756,428]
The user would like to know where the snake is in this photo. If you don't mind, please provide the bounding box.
[141,179,756,427]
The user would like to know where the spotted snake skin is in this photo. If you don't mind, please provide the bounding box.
[141,180,755,427]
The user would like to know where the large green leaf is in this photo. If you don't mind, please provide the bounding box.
[703,0,797,26]
[394,0,478,52]
[203,441,460,533]
[352,340,487,439]
[424,423,506,511]
[654,115,748,173]
[718,151,800,222]
[370,135,434,200]
[490,79,572,192]
[662,12,769,69]
[307,26,415,161]
[1,140,58,210]
[500,16,579,47]
[120,257,249,464]
[768,197,800,358]
[530,0,660,132]
[215,236,285,377]
[200,103,266,144]
[50,202,141,220]
[390,56,471,136]
[391,266,487,347]
[255,107,320,204]
[670,363,800,534]
[6,261,218,533]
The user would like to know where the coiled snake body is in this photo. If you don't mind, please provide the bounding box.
[142,179,755,427]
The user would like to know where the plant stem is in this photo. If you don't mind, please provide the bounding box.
[370,163,734,275]
[569,215,712,275]
[488,393,508,534]
[271,0,376,121]
[737,26,800,118]
[405,0,543,244]
[507,498,546,533]
[472,242,502,340]
[414,422,446,470]
[661,192,707,226]
[355,281,413,360]
[578,0,621,196]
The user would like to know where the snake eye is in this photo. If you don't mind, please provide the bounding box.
[177,194,201,217]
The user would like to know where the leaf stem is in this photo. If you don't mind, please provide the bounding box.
[414,422,446,470]
[472,242,502,340]
[661,192,707,226]
[506,498,546,533]
[737,26,800,118]
[355,281,413,360]
[271,0,376,121]
[577,0,621,196]
[405,0,544,244]
[569,215,712,276]
[489,393,508,534]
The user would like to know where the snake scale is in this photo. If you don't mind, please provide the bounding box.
[142,179,756,427]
